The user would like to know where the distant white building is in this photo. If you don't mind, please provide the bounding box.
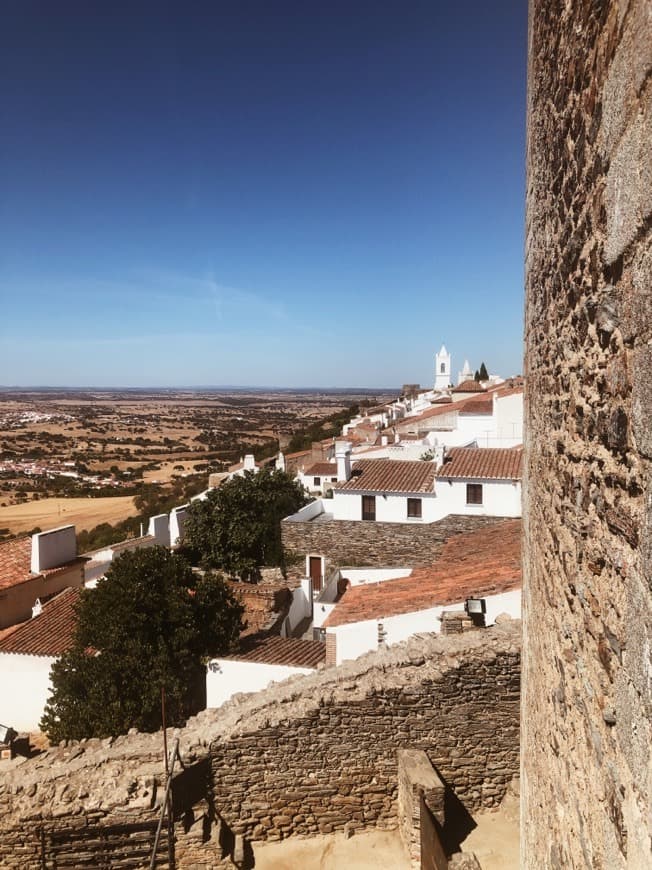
[434,344,452,391]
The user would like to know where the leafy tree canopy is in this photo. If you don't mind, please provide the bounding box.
[40,547,244,742]
[181,468,308,579]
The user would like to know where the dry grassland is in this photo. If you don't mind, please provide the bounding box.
[0,496,138,535]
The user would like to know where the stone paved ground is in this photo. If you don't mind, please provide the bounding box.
[252,829,411,869]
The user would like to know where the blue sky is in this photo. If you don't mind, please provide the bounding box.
[0,1,527,388]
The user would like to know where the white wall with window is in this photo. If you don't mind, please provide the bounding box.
[435,478,521,517]
[331,490,441,523]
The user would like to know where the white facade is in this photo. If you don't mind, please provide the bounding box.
[330,489,440,523]
[0,652,54,732]
[206,658,316,708]
[326,588,522,665]
[436,478,521,518]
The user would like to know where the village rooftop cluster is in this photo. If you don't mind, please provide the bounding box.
[0,345,524,736]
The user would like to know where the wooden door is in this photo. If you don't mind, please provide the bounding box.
[309,556,323,592]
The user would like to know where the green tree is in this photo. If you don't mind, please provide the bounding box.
[40,547,244,742]
[479,361,489,380]
[182,468,308,579]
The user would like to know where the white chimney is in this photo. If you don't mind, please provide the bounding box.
[243,454,256,471]
[32,598,43,618]
[335,441,352,482]
[31,525,76,573]
[381,435,388,446]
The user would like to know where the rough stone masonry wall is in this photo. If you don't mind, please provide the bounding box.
[524,1,652,868]
[282,514,508,580]
[0,623,520,867]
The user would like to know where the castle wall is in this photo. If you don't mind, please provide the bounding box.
[523,1,652,866]
[0,623,520,867]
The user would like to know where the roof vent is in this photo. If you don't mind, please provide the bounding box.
[32,598,43,618]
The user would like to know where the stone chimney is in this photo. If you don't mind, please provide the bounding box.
[335,441,352,482]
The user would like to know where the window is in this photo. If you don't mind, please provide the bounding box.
[362,495,376,521]
[331,477,337,483]
[440,363,445,373]
[313,477,320,486]
[407,497,422,518]
[466,483,483,505]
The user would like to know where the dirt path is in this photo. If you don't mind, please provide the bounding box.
[252,829,411,870]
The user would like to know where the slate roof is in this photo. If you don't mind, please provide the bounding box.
[0,587,80,656]
[0,537,86,592]
[335,459,437,494]
[436,447,523,481]
[224,636,326,668]
[304,462,338,477]
[324,519,521,627]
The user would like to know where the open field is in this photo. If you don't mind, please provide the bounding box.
[0,496,138,535]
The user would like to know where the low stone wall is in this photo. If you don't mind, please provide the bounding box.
[282,514,509,579]
[0,623,520,867]
[397,749,446,868]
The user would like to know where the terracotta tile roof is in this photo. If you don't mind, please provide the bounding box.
[285,448,311,460]
[0,537,86,592]
[225,635,326,668]
[436,447,523,480]
[0,587,80,656]
[335,459,436,494]
[396,394,478,428]
[452,379,485,393]
[304,462,338,477]
[324,519,521,627]
[457,396,494,414]
[0,537,32,591]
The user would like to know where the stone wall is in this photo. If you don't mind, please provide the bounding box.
[0,623,520,867]
[523,1,652,867]
[282,514,509,579]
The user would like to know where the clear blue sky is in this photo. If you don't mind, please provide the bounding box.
[0,1,527,388]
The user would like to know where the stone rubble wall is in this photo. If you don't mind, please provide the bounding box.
[0,623,520,868]
[282,514,509,579]
[524,0,652,867]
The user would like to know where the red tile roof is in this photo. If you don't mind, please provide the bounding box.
[304,462,338,477]
[457,396,494,415]
[452,379,485,393]
[0,537,86,592]
[437,447,523,480]
[324,519,521,627]
[0,537,32,591]
[225,635,326,668]
[0,587,80,656]
[335,459,437,494]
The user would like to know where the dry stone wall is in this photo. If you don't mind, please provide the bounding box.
[282,514,508,580]
[0,623,520,868]
[524,0,652,867]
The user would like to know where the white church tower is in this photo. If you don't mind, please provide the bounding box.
[434,344,451,391]
[458,359,473,385]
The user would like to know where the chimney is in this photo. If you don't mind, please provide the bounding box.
[31,525,76,573]
[32,598,43,618]
[275,451,286,471]
[335,441,352,482]
[243,454,256,471]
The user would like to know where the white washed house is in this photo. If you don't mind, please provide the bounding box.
[0,587,79,731]
[319,520,521,665]
[206,635,325,708]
